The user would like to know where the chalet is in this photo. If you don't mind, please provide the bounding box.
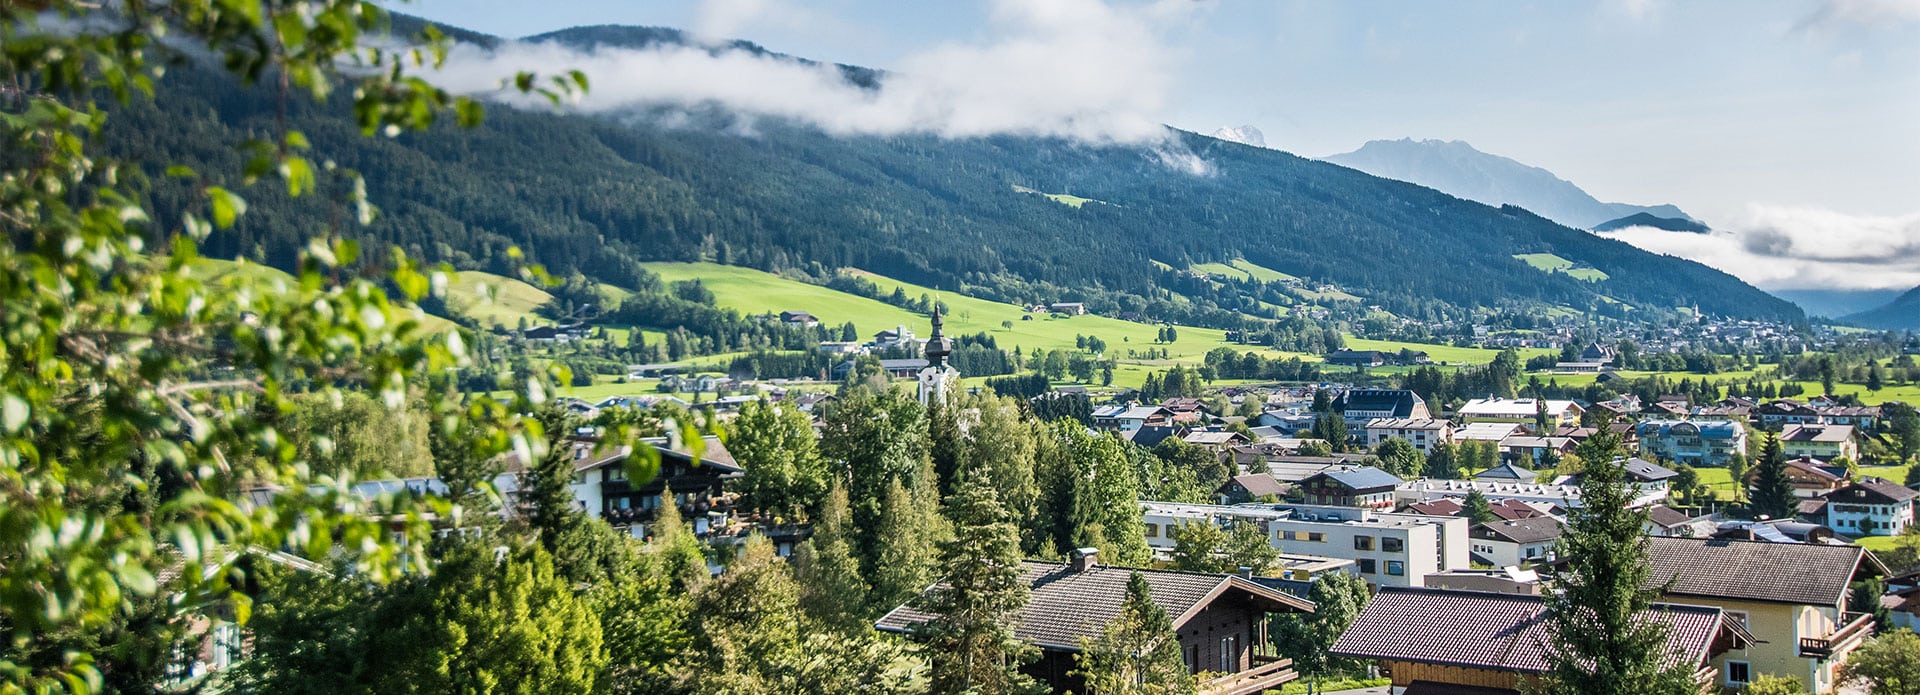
[1297,467,1402,509]
[1822,478,1918,537]
[1364,418,1454,454]
[1162,397,1211,423]
[1092,404,1172,432]
[1641,400,1690,418]
[1757,400,1822,428]
[1818,406,1881,433]
[1495,435,1575,467]
[1121,425,1182,448]
[876,551,1314,695]
[1332,587,1753,695]
[1468,517,1563,567]
[778,310,819,328]
[1742,456,1847,499]
[1184,429,1252,451]
[1690,405,1753,422]
[1335,388,1432,431]
[1579,341,1617,364]
[1457,398,1582,428]
[1644,504,1710,538]
[558,435,743,538]
[1636,420,1747,467]
[1048,301,1087,315]
[1325,350,1388,368]
[1403,497,1552,522]
[872,325,916,349]
[1780,425,1859,462]
[1217,473,1290,504]
[1645,538,1884,693]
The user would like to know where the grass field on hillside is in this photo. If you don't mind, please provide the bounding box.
[447,270,553,330]
[1011,184,1103,208]
[1190,259,1296,283]
[1342,336,1557,365]
[1513,253,1609,282]
[1783,381,1920,406]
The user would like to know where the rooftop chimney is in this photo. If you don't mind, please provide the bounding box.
[1070,547,1099,573]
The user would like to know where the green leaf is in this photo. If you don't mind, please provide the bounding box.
[281,156,316,197]
[207,187,246,229]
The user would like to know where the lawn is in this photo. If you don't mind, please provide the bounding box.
[1780,381,1920,407]
[1190,258,1296,283]
[446,270,553,330]
[1011,184,1104,209]
[1513,253,1609,282]
[1342,336,1557,366]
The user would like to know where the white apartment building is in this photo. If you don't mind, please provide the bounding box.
[1140,501,1469,588]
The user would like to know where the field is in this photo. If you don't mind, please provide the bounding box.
[1513,253,1609,282]
[1782,381,1920,407]
[446,270,553,330]
[1011,184,1103,209]
[1342,337,1557,366]
[1190,259,1296,283]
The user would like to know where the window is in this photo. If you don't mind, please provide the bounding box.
[1724,610,1749,630]
[1725,661,1751,685]
[1309,532,1325,542]
[1354,535,1375,551]
[1358,559,1377,574]
[1386,560,1405,576]
[1383,537,1405,553]
[1145,523,1159,538]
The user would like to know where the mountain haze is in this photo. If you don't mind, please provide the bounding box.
[1843,286,1920,330]
[1322,139,1691,229]
[90,19,1802,325]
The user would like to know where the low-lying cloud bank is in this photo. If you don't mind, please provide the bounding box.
[429,0,1194,148]
[1607,205,1920,291]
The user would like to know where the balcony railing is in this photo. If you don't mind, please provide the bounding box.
[1798,612,1875,659]
[1199,657,1297,695]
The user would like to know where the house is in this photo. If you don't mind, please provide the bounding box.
[1457,398,1583,427]
[519,323,589,344]
[1364,418,1455,455]
[1048,301,1087,315]
[1468,517,1563,567]
[1139,502,1469,588]
[1780,425,1859,462]
[1644,504,1711,538]
[1422,567,1543,595]
[1711,519,1839,544]
[1218,473,1289,504]
[875,550,1314,695]
[1120,425,1183,449]
[1758,400,1823,428]
[1636,420,1748,467]
[1474,462,1539,483]
[1495,435,1576,467]
[871,325,916,349]
[1817,406,1882,433]
[1297,467,1403,509]
[1092,404,1171,432]
[1396,478,1667,510]
[1644,537,1885,693]
[560,435,743,538]
[1403,497,1553,522]
[778,310,819,328]
[1325,350,1388,368]
[1453,422,1528,444]
[1335,389,1432,431]
[1579,341,1617,364]
[1690,405,1753,423]
[1822,478,1918,537]
[1742,456,1847,499]
[1331,587,1752,695]
[1183,429,1252,451]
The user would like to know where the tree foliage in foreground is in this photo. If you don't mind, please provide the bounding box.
[1072,572,1196,695]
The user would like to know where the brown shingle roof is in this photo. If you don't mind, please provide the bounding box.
[1331,587,1731,673]
[1223,473,1289,498]
[1825,478,1920,504]
[1646,537,1873,606]
[875,560,1313,651]
[1645,504,1693,529]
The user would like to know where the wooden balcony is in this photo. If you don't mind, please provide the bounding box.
[1200,656,1298,695]
[1798,611,1874,660]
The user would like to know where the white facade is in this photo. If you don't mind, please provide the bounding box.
[1827,498,1914,536]
[1365,418,1454,454]
[1140,502,1468,588]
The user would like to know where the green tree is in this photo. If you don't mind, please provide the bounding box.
[1463,488,1497,525]
[820,385,932,568]
[1822,357,1839,396]
[1311,413,1350,453]
[1271,571,1370,681]
[1372,437,1425,478]
[1746,674,1811,695]
[1424,442,1463,479]
[730,398,829,519]
[1888,403,1920,465]
[1224,521,1280,575]
[1170,521,1230,574]
[1311,388,1333,413]
[1871,363,1887,393]
[1752,433,1799,521]
[0,2,566,687]
[288,391,435,478]
[1727,454,1751,502]
[870,478,939,617]
[1072,572,1198,695]
[650,486,712,592]
[1857,578,1894,632]
[793,484,872,632]
[1537,427,1697,695]
[682,535,806,693]
[917,481,1040,695]
[1671,464,1700,506]
[1843,630,1920,695]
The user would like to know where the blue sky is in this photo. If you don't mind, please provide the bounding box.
[402,0,1920,290]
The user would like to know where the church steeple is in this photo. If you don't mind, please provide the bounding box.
[917,303,959,407]
[925,304,952,368]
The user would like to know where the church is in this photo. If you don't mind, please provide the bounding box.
[916,307,960,407]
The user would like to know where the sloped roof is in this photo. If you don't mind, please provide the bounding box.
[1473,517,1563,544]
[1620,458,1677,482]
[1476,462,1540,482]
[1331,587,1734,673]
[1336,389,1424,417]
[1646,537,1876,606]
[1304,466,1403,491]
[1783,424,1856,444]
[1825,478,1920,504]
[1646,504,1694,529]
[875,561,1313,651]
[1223,473,1289,498]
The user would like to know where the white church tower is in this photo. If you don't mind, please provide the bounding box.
[917,306,960,407]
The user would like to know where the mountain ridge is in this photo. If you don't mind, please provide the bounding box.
[1843,286,1920,330]
[1592,212,1710,234]
[1321,138,1690,229]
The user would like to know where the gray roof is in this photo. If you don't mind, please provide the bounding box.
[1646,537,1876,606]
[874,560,1313,651]
[1305,466,1403,491]
[1620,458,1678,482]
[1331,587,1737,673]
[1475,462,1539,482]
[1473,517,1563,544]
[1825,478,1920,504]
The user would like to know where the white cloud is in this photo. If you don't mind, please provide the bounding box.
[1606,205,1920,290]
[429,0,1195,147]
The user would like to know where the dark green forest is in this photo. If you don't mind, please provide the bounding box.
[95,18,1804,325]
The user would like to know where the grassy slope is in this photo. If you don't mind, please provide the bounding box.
[1343,336,1557,365]
[446,270,553,330]
[1514,252,1609,282]
[1191,258,1297,283]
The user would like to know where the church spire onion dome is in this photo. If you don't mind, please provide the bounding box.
[925,304,953,367]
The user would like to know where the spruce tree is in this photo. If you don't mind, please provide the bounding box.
[794,484,873,631]
[870,478,938,616]
[1463,488,1496,525]
[919,480,1040,695]
[1539,426,1697,695]
[1072,572,1197,695]
[1752,433,1799,521]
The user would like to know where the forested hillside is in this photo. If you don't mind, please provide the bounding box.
[1846,286,1920,330]
[93,19,1803,324]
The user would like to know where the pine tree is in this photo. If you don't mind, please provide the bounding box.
[793,484,872,632]
[650,486,711,591]
[1312,413,1349,453]
[870,478,938,616]
[1538,427,1697,695]
[1072,572,1197,695]
[1463,488,1496,525]
[1752,433,1799,521]
[1869,362,1885,393]
[919,480,1040,695]
[684,535,805,692]
[1311,388,1333,413]
[1424,442,1463,479]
